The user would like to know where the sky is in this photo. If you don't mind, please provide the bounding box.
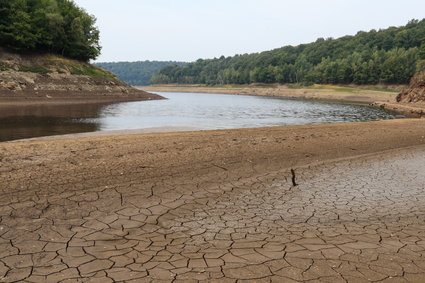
[73,0,425,63]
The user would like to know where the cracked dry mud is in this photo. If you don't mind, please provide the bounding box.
[1,119,425,282]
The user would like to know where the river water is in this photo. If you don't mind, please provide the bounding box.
[0,92,401,142]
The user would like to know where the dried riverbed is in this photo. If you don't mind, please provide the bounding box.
[1,119,425,281]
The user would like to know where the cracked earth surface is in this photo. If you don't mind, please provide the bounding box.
[1,119,425,282]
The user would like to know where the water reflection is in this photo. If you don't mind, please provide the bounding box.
[0,103,109,118]
[0,103,104,141]
[0,92,401,142]
[88,92,400,131]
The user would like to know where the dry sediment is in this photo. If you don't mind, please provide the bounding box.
[141,85,399,103]
[1,119,425,281]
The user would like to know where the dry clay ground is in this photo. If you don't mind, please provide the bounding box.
[1,119,425,282]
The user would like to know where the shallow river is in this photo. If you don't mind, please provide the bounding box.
[0,92,401,142]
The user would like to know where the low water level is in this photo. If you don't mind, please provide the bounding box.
[0,92,401,142]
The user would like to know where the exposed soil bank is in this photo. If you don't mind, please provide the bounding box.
[0,49,164,104]
[371,101,425,117]
[1,119,425,281]
[4,119,425,177]
[141,84,399,103]
[0,70,163,104]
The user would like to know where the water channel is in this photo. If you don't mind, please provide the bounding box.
[0,92,401,142]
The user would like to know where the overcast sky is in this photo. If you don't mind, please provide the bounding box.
[73,0,425,63]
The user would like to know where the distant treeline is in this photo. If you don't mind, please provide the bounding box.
[151,19,425,85]
[0,0,101,61]
[95,61,186,86]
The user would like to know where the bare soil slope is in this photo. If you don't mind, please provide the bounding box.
[0,49,163,103]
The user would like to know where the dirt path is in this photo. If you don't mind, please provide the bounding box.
[1,119,425,282]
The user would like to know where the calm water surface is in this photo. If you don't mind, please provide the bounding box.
[0,92,401,141]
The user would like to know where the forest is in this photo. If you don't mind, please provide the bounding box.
[151,19,425,86]
[0,0,101,61]
[95,61,186,86]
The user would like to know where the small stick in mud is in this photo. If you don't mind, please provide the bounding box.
[291,169,298,186]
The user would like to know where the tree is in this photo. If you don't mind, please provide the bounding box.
[152,19,425,85]
[2,0,38,49]
[0,0,101,61]
[419,40,425,60]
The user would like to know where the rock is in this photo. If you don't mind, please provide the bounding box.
[397,70,425,103]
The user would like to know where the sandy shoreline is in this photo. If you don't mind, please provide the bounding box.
[3,118,425,177]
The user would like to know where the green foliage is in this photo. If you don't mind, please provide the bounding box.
[69,64,115,78]
[95,61,187,86]
[0,0,101,61]
[0,62,7,71]
[419,41,425,60]
[18,66,51,73]
[153,19,425,85]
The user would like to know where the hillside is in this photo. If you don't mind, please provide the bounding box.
[151,19,425,86]
[0,48,162,102]
[95,61,186,86]
[0,0,162,103]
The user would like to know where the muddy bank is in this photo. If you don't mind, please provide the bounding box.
[0,95,162,107]
[371,101,425,117]
[4,119,425,178]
